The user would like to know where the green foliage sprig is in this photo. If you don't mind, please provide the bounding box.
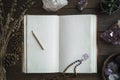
[100,0,120,15]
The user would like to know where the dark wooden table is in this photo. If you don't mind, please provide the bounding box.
[6,0,120,80]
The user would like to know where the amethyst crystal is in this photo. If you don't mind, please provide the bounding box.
[101,20,120,45]
[77,0,88,11]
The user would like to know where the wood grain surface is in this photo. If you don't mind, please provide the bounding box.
[6,0,120,80]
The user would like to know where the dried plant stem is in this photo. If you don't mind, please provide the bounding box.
[0,55,6,80]
[4,0,18,38]
[0,6,30,66]
[5,11,25,49]
[0,0,4,52]
[0,0,35,80]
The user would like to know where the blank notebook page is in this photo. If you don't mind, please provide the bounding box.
[59,15,97,73]
[24,15,59,73]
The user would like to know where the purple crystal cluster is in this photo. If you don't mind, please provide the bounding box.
[101,20,120,45]
[104,55,120,80]
[77,0,88,11]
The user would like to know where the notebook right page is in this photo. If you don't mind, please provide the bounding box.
[59,15,97,73]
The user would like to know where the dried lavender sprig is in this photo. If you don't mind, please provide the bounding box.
[16,0,35,19]
[5,0,35,39]
[0,0,17,59]
[0,0,5,61]
[0,5,33,80]
[4,54,19,68]
[20,0,34,10]
[0,0,4,48]
[12,0,35,37]
[7,0,17,21]
[1,13,23,58]
[3,0,18,38]
[12,0,35,32]
[0,0,35,59]
[4,1,35,50]
[0,0,4,27]
[0,0,5,40]
[0,1,35,80]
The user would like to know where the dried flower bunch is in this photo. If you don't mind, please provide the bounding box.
[0,0,35,80]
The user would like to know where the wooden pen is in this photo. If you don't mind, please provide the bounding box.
[32,30,44,50]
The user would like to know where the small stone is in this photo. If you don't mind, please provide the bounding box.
[108,74,119,80]
[107,62,118,73]
[77,0,88,11]
[104,68,112,76]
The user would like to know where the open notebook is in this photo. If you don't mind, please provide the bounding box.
[23,15,97,73]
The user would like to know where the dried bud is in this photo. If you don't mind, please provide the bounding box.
[11,17,14,21]
[4,54,19,68]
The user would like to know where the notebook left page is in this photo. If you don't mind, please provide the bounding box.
[23,15,59,73]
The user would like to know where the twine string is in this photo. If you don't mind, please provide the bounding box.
[63,59,83,77]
